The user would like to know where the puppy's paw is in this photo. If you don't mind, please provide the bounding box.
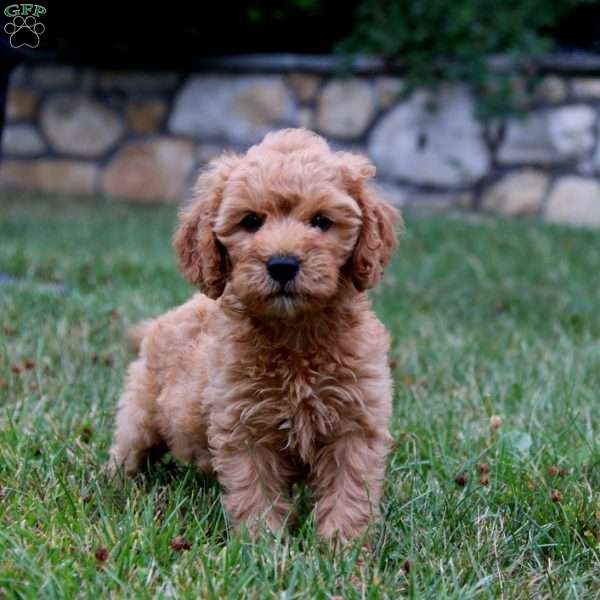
[103,456,123,481]
[317,516,370,546]
[104,450,138,480]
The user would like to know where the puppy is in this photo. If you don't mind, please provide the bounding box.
[108,129,400,542]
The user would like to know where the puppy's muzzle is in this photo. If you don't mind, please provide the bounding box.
[266,256,300,284]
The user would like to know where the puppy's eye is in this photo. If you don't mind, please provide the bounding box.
[240,212,263,232]
[310,214,333,231]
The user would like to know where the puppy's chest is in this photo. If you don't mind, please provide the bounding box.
[237,351,363,463]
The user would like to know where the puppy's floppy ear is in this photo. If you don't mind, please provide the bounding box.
[173,153,241,299]
[338,153,402,291]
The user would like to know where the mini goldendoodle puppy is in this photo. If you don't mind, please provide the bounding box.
[108,128,400,542]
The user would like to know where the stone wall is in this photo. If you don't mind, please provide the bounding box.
[2,60,600,227]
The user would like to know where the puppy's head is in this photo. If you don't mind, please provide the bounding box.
[174,129,401,317]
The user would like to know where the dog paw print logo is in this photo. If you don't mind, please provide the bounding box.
[4,4,46,49]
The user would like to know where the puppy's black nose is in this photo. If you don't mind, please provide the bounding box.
[266,256,300,283]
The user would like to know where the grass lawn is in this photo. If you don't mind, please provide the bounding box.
[1,191,600,599]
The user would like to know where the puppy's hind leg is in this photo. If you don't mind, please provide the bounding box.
[108,359,164,477]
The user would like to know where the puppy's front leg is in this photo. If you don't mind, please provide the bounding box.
[108,359,164,476]
[311,433,389,543]
[212,441,296,535]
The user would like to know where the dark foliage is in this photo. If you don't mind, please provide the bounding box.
[339,0,597,117]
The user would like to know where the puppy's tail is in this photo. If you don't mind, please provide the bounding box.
[126,320,152,353]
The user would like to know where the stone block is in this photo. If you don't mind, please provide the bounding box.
[0,159,97,194]
[288,74,321,103]
[125,100,167,134]
[498,106,595,164]
[2,124,46,155]
[40,94,124,157]
[481,170,548,216]
[169,75,297,145]
[102,138,195,201]
[368,86,490,186]
[5,87,38,120]
[316,79,375,139]
[545,177,600,227]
